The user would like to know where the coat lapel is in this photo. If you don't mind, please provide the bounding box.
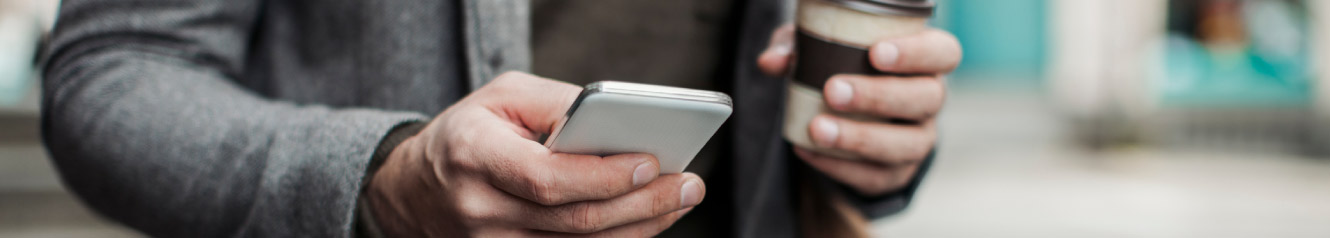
[730,0,796,237]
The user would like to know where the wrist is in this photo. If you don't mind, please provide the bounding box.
[366,135,431,237]
[359,122,427,237]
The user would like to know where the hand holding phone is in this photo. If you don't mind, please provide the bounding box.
[544,81,733,173]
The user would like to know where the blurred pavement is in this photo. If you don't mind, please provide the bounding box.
[873,88,1330,237]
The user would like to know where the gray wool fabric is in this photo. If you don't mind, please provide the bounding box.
[39,0,929,237]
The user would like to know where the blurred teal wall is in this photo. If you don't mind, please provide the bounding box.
[934,0,1047,86]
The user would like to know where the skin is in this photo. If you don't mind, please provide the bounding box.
[365,24,960,237]
[758,25,962,196]
[368,73,704,237]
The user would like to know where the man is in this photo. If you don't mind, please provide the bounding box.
[41,0,959,237]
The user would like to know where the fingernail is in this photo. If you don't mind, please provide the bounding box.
[632,163,656,187]
[825,78,853,109]
[873,42,899,71]
[811,117,840,148]
[679,207,695,214]
[680,179,703,207]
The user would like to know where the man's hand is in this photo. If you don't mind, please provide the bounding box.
[366,72,705,237]
[758,25,961,196]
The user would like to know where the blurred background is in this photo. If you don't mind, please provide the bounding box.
[2,0,1328,237]
[876,0,1330,237]
[0,0,141,237]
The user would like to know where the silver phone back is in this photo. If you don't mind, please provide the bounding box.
[544,81,733,174]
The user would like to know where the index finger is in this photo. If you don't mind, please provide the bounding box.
[870,28,962,74]
[477,136,662,206]
[462,74,665,205]
[515,173,704,234]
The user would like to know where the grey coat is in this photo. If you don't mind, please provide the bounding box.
[40,0,929,237]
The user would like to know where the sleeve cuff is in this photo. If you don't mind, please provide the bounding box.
[839,147,937,219]
[367,122,429,178]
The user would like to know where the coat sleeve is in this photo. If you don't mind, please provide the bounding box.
[40,0,429,237]
[841,148,936,219]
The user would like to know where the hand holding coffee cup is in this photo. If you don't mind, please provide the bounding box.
[758,0,960,195]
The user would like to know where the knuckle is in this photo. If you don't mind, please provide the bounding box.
[886,140,931,165]
[449,127,480,152]
[858,84,893,114]
[875,94,899,116]
[567,203,605,233]
[923,85,947,117]
[527,174,564,205]
[838,128,867,152]
[649,186,672,214]
[908,132,937,160]
[486,71,533,94]
[494,71,527,84]
[457,196,499,223]
[871,127,935,164]
[443,134,482,171]
[912,145,933,161]
[597,179,624,199]
[448,150,480,172]
[927,79,947,105]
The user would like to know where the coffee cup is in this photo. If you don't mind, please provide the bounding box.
[783,0,935,157]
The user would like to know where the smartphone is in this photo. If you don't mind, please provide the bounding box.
[543,81,733,174]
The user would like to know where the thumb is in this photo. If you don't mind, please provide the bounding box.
[476,71,583,136]
[758,24,796,77]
